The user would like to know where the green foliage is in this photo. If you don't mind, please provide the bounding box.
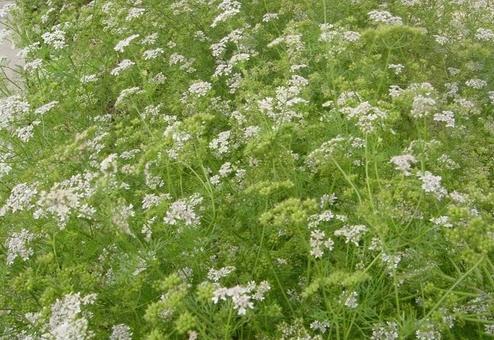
[1,0,494,339]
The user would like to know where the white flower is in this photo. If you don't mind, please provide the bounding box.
[110,59,135,76]
[310,229,334,258]
[417,171,447,199]
[388,64,405,75]
[42,28,67,49]
[110,324,133,340]
[212,281,269,315]
[342,291,359,308]
[126,7,145,21]
[100,153,118,173]
[81,74,98,83]
[341,101,387,133]
[188,81,212,97]
[5,229,35,265]
[115,87,142,107]
[475,28,494,41]
[143,48,164,60]
[433,111,455,127]
[35,101,59,115]
[381,253,402,273]
[209,130,232,155]
[430,216,453,228]
[114,34,140,52]
[0,95,30,129]
[415,322,440,340]
[390,154,417,176]
[334,225,368,246]
[343,31,361,42]
[465,78,487,89]
[15,124,36,142]
[142,33,158,45]
[211,0,241,27]
[24,59,43,72]
[207,266,235,282]
[310,320,330,333]
[164,194,203,227]
[47,293,96,340]
[0,183,38,216]
[34,172,97,228]
[368,10,403,25]
[411,95,436,118]
[262,13,279,23]
[142,193,170,210]
[371,321,399,340]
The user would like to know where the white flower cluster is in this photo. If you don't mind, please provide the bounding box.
[319,24,361,44]
[143,48,164,60]
[0,95,30,130]
[115,87,142,107]
[126,7,145,21]
[465,78,487,89]
[5,229,35,265]
[411,95,436,119]
[341,101,387,133]
[164,194,203,228]
[0,182,38,216]
[110,324,133,340]
[388,64,405,75]
[210,161,234,185]
[415,322,440,340]
[211,0,241,28]
[114,34,140,52]
[15,123,38,143]
[211,28,245,59]
[35,101,59,115]
[164,121,192,160]
[258,74,309,127]
[170,53,196,73]
[209,130,232,156]
[207,265,235,282]
[475,28,494,41]
[433,111,455,127]
[41,27,67,50]
[212,281,271,315]
[111,59,135,76]
[46,292,97,340]
[34,172,97,229]
[81,74,98,84]
[142,193,170,210]
[381,253,402,273]
[368,10,403,25]
[342,290,359,309]
[187,80,212,97]
[310,229,334,258]
[417,171,447,199]
[310,320,330,333]
[262,13,279,23]
[371,321,399,340]
[430,216,453,228]
[24,59,43,72]
[334,224,368,246]
[308,210,334,228]
[0,142,12,179]
[144,161,165,189]
[390,154,417,176]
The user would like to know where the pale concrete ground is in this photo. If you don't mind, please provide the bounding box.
[0,0,22,91]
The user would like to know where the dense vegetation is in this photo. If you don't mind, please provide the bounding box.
[1,0,494,338]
